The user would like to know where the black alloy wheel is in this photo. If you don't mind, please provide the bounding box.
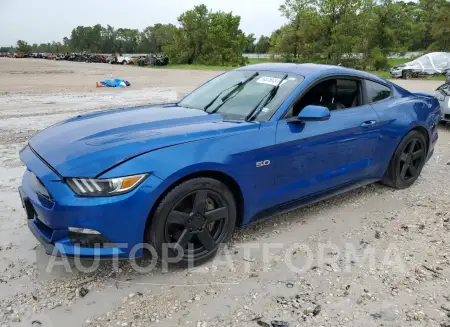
[397,137,426,182]
[146,178,236,266]
[382,130,427,189]
[165,189,229,258]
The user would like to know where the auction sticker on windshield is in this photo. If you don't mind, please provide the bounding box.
[257,76,285,86]
[256,76,297,86]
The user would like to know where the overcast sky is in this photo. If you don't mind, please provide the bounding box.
[0,0,287,46]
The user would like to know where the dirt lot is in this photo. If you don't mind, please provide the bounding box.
[0,58,449,327]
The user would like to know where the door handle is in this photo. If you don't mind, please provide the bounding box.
[360,120,377,128]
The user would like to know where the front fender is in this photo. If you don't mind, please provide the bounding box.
[101,124,276,225]
[100,139,238,180]
[101,141,244,200]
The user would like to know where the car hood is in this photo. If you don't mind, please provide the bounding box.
[28,104,257,177]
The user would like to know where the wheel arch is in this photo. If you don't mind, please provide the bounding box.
[409,125,430,152]
[393,125,430,159]
[382,124,430,179]
[144,170,245,238]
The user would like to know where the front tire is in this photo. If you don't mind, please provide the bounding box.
[402,70,413,79]
[382,130,427,189]
[146,178,237,266]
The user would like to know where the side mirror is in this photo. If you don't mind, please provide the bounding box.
[287,105,330,123]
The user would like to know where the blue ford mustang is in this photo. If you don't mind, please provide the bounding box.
[19,63,440,264]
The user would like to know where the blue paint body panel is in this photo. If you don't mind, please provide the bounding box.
[19,63,440,257]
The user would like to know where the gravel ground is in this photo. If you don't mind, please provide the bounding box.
[0,58,449,327]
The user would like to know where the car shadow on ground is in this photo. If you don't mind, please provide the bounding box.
[34,180,394,283]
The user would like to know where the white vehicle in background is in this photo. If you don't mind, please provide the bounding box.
[435,78,450,123]
[108,53,132,65]
[390,52,450,79]
[116,54,131,65]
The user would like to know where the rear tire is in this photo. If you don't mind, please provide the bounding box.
[145,178,237,267]
[382,130,427,189]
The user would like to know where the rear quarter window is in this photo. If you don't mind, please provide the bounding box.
[366,80,391,103]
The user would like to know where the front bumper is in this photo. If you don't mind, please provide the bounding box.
[19,145,163,258]
[439,96,450,122]
[390,69,402,78]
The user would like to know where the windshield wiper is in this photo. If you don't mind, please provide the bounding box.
[246,74,288,121]
[203,72,259,112]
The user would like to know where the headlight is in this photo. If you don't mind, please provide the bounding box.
[66,174,147,196]
[434,91,445,101]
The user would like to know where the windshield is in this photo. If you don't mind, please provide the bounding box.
[438,82,450,96]
[179,70,304,121]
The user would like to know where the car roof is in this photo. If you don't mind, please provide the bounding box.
[237,63,388,85]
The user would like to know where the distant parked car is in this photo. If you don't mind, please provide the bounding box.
[137,54,169,66]
[116,54,131,65]
[107,54,131,64]
[83,53,107,63]
[435,81,450,123]
[68,53,88,62]
[32,53,44,59]
[94,54,108,63]
[390,52,450,79]
[106,54,116,64]
[128,56,145,65]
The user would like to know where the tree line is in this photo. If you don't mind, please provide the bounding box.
[271,0,449,70]
[3,0,449,69]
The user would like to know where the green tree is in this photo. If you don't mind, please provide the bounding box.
[278,0,317,61]
[429,1,450,51]
[243,33,256,53]
[0,46,14,52]
[165,4,209,64]
[255,35,270,54]
[139,24,176,53]
[16,40,31,53]
[99,25,116,53]
[370,0,397,55]
[315,0,369,63]
[165,5,245,65]
[115,28,140,53]
[418,0,447,50]
[201,11,246,65]
[271,0,324,62]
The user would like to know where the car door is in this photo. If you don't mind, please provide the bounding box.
[271,77,381,206]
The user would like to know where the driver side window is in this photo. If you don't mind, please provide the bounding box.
[286,78,361,118]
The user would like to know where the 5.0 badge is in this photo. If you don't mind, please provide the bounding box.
[256,160,270,168]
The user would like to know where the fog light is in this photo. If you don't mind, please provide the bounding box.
[68,227,101,234]
[68,227,109,248]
